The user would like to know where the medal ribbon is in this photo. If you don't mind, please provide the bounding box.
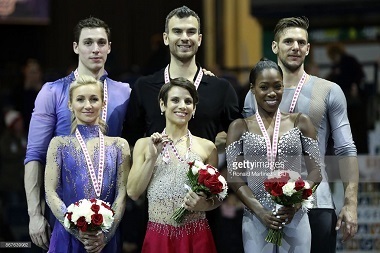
[288,72,307,113]
[255,109,281,171]
[75,128,105,197]
[164,64,203,90]
[74,69,108,122]
[161,129,192,164]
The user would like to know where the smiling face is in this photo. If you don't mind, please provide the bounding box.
[69,84,104,126]
[163,15,202,63]
[160,86,195,125]
[73,28,111,74]
[272,27,310,72]
[253,68,284,114]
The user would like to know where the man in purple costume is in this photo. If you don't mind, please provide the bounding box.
[24,17,131,250]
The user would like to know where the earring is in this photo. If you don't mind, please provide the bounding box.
[192,112,195,118]
[161,111,163,115]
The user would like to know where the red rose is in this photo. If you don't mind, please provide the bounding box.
[302,188,313,199]
[198,169,211,184]
[91,213,103,226]
[91,204,100,213]
[295,178,305,191]
[203,174,223,194]
[264,179,275,192]
[270,183,283,196]
[76,216,88,232]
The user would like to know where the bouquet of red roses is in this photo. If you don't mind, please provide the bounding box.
[263,170,316,246]
[171,160,228,223]
[64,198,115,232]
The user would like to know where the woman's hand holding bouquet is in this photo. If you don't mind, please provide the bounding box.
[262,170,317,246]
[64,198,115,252]
[171,160,228,223]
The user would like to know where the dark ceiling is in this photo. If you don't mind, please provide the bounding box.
[250,0,380,28]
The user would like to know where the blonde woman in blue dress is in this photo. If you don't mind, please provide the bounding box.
[45,75,130,253]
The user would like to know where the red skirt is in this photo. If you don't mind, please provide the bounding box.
[142,219,217,253]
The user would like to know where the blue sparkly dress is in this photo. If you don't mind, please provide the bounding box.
[226,127,322,253]
[45,125,129,253]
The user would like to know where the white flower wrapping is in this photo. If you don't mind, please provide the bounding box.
[301,181,314,210]
[64,198,114,231]
[217,175,228,200]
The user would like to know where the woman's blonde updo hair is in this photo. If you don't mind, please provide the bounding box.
[69,75,107,134]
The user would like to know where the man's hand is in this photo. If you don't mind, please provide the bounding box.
[335,204,358,242]
[202,68,215,77]
[25,161,50,250]
[337,157,359,242]
[29,214,51,250]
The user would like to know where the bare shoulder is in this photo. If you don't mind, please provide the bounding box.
[133,137,151,151]
[192,136,216,158]
[287,112,309,124]
[194,136,215,150]
[229,118,248,130]
[295,113,312,126]
[227,118,249,143]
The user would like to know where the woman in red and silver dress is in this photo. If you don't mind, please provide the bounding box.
[127,77,219,253]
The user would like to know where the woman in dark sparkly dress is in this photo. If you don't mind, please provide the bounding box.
[45,75,130,253]
[226,59,322,252]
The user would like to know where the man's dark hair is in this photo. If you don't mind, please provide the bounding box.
[274,16,309,42]
[164,6,201,33]
[73,17,111,43]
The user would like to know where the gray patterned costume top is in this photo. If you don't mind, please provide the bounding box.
[226,127,322,217]
[226,126,322,252]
